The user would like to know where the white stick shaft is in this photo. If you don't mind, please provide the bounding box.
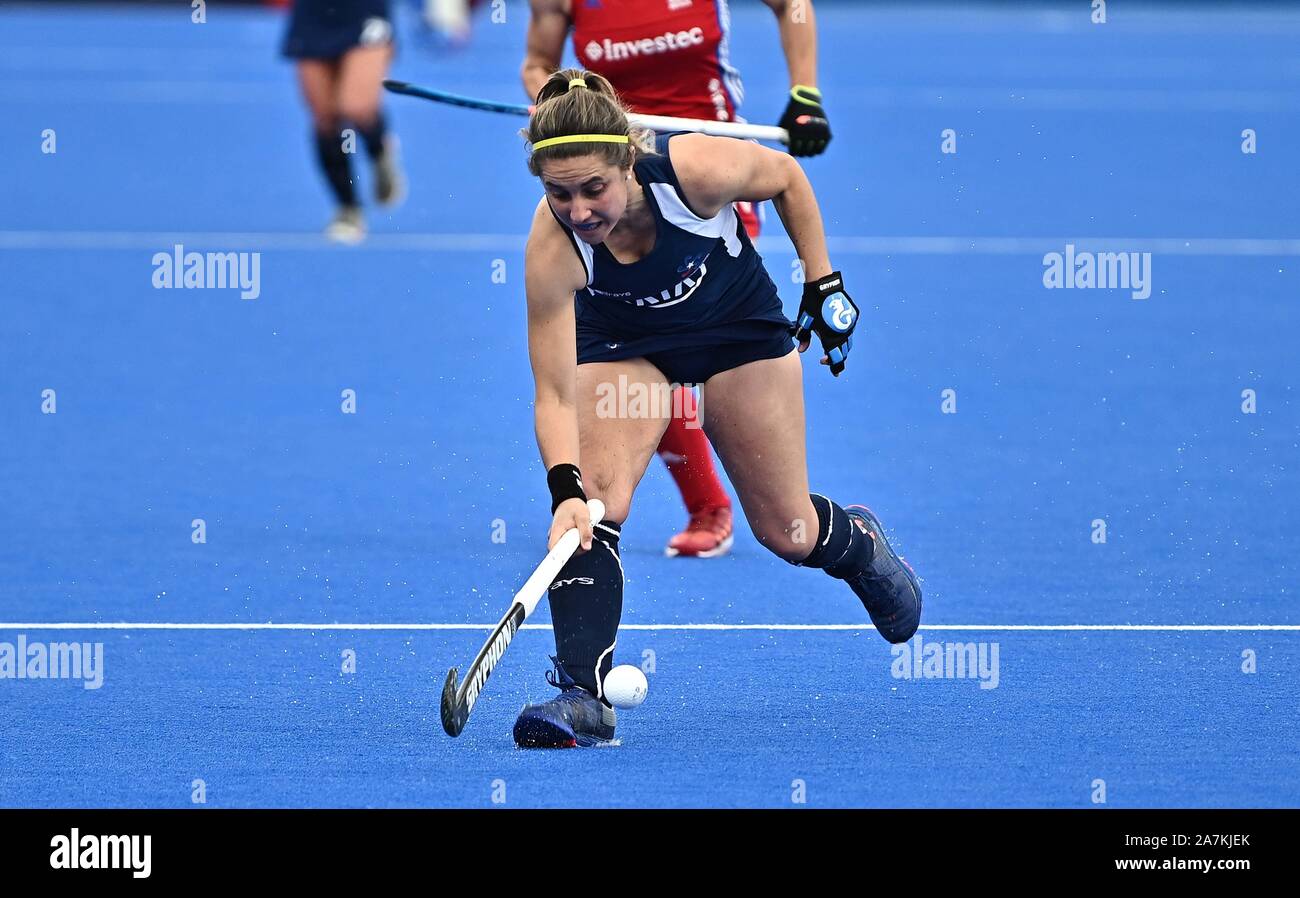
[513,498,606,617]
[627,113,788,145]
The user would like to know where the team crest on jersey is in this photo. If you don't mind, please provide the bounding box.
[676,253,707,276]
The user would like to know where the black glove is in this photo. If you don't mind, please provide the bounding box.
[791,271,858,377]
[778,85,831,157]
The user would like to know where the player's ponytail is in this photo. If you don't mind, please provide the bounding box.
[534,68,615,107]
[525,68,655,176]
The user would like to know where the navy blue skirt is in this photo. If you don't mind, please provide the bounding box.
[282,0,393,60]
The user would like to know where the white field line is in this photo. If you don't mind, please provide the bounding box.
[0,623,1297,632]
[1,231,1298,257]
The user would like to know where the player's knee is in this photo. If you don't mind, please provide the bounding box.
[587,474,633,525]
[313,116,342,138]
[338,100,378,129]
[593,492,632,525]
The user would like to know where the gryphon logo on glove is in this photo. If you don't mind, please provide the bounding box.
[823,294,856,332]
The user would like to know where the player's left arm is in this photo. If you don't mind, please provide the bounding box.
[760,0,831,157]
[674,134,859,376]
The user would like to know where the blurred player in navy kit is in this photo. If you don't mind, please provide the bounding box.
[283,0,407,242]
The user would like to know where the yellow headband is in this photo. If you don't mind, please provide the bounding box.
[568,78,587,90]
[531,134,630,152]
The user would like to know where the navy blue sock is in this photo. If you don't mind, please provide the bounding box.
[355,112,388,160]
[797,494,874,578]
[547,520,623,699]
[314,129,356,207]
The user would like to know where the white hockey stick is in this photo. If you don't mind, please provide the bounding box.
[440,498,606,737]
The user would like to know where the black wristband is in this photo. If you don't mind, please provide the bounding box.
[546,463,587,514]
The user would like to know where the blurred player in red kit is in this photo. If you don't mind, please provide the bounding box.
[522,0,831,558]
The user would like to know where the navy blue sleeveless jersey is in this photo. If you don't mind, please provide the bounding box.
[281,0,393,61]
[555,133,792,377]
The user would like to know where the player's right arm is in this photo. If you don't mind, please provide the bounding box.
[521,0,571,101]
[524,197,593,549]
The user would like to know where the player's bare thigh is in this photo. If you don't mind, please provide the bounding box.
[576,358,673,524]
[700,350,818,562]
[296,59,341,130]
[337,43,393,126]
